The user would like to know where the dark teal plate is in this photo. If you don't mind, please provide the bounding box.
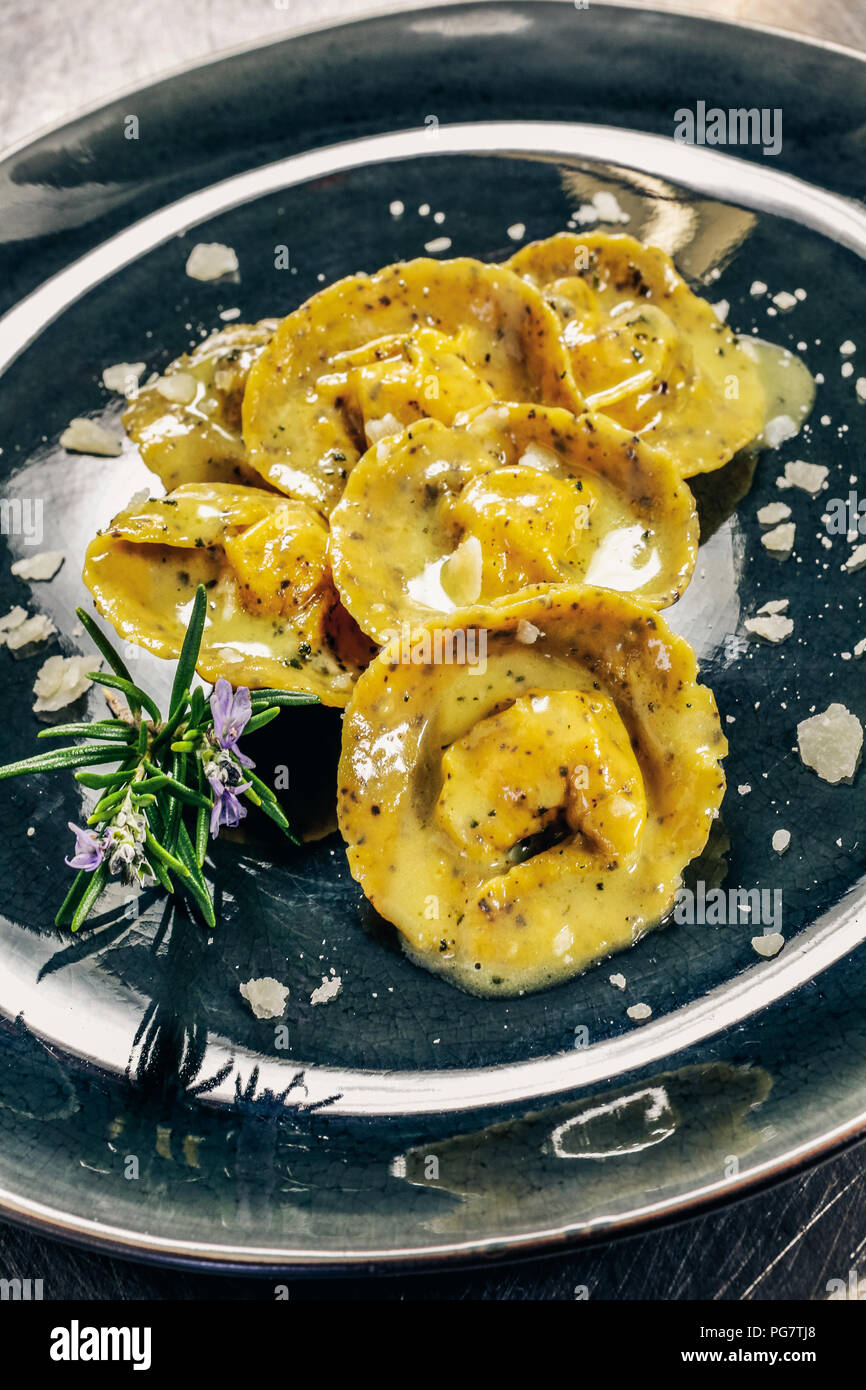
[0,3,865,1267]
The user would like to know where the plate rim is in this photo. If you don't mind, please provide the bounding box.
[1,1095,864,1272]
[0,0,862,170]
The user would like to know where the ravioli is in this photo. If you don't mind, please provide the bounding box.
[329,402,697,642]
[508,232,765,476]
[124,321,277,491]
[242,257,583,514]
[82,483,374,704]
[338,586,727,995]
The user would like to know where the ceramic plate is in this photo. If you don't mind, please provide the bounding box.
[0,2,865,1267]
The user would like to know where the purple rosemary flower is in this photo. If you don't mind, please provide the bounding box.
[207,773,250,838]
[65,821,110,871]
[200,678,258,838]
[209,677,255,768]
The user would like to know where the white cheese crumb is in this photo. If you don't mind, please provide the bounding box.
[626,1002,652,1021]
[856,378,866,402]
[590,191,629,224]
[5,613,56,650]
[389,200,404,217]
[854,637,866,659]
[761,522,795,555]
[711,299,729,323]
[310,975,343,1006]
[762,415,798,449]
[553,925,573,957]
[750,280,768,296]
[782,460,828,495]
[757,502,791,526]
[442,535,483,606]
[506,222,526,240]
[219,307,241,321]
[738,784,751,795]
[465,405,510,431]
[185,242,238,281]
[517,442,560,473]
[609,972,627,990]
[772,290,798,312]
[0,605,27,637]
[516,618,541,645]
[772,829,791,854]
[239,976,288,1019]
[424,236,452,254]
[33,654,93,712]
[745,614,793,643]
[11,551,64,582]
[752,933,784,958]
[26,826,34,838]
[59,417,122,456]
[757,598,789,615]
[102,361,146,395]
[154,371,197,404]
[364,412,404,445]
[797,703,864,783]
[840,340,856,355]
[842,544,866,574]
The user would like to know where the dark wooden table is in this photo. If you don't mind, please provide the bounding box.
[1,0,864,1301]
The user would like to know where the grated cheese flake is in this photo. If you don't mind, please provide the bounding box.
[745,614,793,643]
[842,544,866,574]
[757,502,791,526]
[782,460,828,495]
[32,654,93,712]
[59,417,122,456]
[752,933,784,958]
[761,522,795,555]
[11,551,64,582]
[626,1002,652,1021]
[154,371,197,405]
[311,975,343,1006]
[797,703,863,784]
[5,613,56,650]
[516,619,541,645]
[102,361,146,395]
[442,535,483,606]
[239,976,289,1019]
[185,242,238,281]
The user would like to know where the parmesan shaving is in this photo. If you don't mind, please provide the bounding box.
[59,418,122,456]
[797,703,863,784]
[239,977,289,1019]
[11,551,64,582]
[185,242,239,281]
[32,654,93,713]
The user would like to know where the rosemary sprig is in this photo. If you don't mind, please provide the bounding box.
[0,584,318,930]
